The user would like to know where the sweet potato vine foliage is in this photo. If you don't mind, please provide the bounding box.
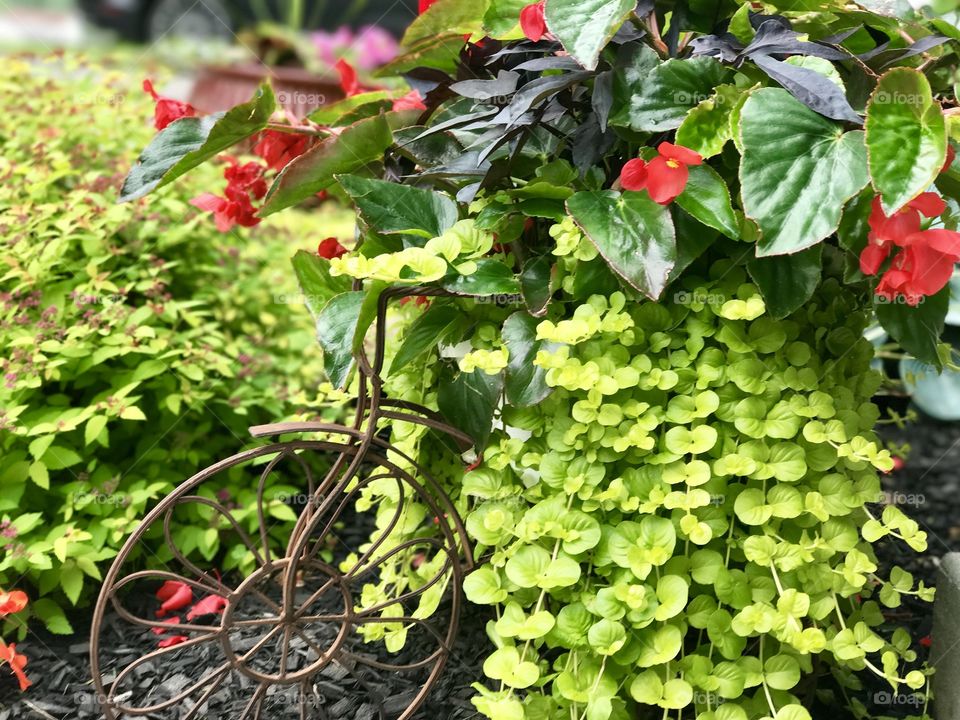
[118,1,959,719]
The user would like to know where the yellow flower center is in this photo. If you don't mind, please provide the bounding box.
[666,159,680,169]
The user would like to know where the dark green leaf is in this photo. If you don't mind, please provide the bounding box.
[747,244,823,319]
[443,260,521,296]
[437,367,503,449]
[261,114,393,216]
[502,312,557,407]
[390,303,463,375]
[666,208,719,286]
[675,164,739,239]
[337,175,459,239]
[544,0,637,71]
[317,292,365,388]
[875,286,949,368]
[520,255,556,316]
[739,88,869,256]
[610,56,730,132]
[567,190,677,300]
[120,115,222,202]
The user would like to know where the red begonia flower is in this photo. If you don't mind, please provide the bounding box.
[620,158,648,192]
[874,236,960,305]
[335,59,362,97]
[393,89,427,112]
[191,193,261,233]
[224,158,268,200]
[520,1,547,42]
[187,595,228,620]
[157,635,189,648]
[0,589,27,615]
[143,79,195,131]
[644,142,702,205]
[868,193,945,246]
[318,237,348,259]
[155,580,193,617]
[859,241,890,276]
[254,130,309,172]
[418,0,439,12]
[0,641,31,691]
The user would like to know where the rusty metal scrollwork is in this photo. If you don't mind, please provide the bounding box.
[90,287,478,719]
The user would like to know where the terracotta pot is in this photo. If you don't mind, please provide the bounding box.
[190,64,344,119]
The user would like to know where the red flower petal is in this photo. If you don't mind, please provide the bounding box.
[859,242,890,276]
[190,193,225,213]
[157,635,189,649]
[187,595,228,620]
[657,142,702,167]
[520,2,547,42]
[911,229,960,257]
[418,0,439,13]
[392,89,427,112]
[151,616,182,635]
[0,590,28,615]
[0,641,30,692]
[908,192,946,219]
[906,244,955,297]
[254,130,309,172]
[155,580,193,617]
[620,158,648,192]
[318,237,348,259]
[645,156,689,204]
[335,59,361,98]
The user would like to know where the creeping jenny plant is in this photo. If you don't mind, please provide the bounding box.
[120,0,959,718]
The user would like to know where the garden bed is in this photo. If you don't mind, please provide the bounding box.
[0,414,954,720]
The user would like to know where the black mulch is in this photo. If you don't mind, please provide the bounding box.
[1,415,957,720]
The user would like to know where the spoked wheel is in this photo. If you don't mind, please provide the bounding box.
[90,436,468,720]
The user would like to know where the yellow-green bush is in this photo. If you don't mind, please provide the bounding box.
[0,55,350,634]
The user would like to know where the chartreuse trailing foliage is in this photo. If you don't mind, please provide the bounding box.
[120,0,959,717]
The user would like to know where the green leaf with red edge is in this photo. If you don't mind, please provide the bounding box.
[739,88,869,257]
[875,286,949,368]
[120,84,275,202]
[866,68,947,215]
[544,0,636,71]
[403,0,488,46]
[260,114,393,216]
[567,190,677,300]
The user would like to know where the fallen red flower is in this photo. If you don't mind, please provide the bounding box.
[0,641,30,691]
[157,635,189,649]
[155,580,193,617]
[0,589,27,616]
[520,1,548,42]
[151,616,182,635]
[143,79,196,131]
[187,595,228,620]
[318,237,348,259]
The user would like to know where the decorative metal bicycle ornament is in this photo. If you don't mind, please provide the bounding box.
[90,288,477,720]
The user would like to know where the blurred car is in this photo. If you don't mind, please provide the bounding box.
[78,0,419,42]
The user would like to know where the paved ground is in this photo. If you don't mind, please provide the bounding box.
[0,6,87,48]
